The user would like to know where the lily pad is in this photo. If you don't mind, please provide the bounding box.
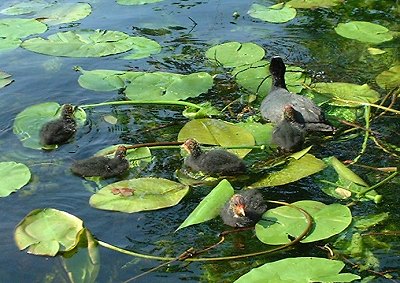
[89,178,189,213]
[248,153,326,188]
[0,37,21,52]
[206,42,265,68]
[117,0,164,5]
[122,37,161,59]
[335,21,393,44]
[255,200,352,244]
[235,257,360,282]
[0,161,31,197]
[0,71,13,88]
[22,30,160,58]
[286,0,344,9]
[178,118,255,158]
[237,121,274,146]
[95,144,152,168]
[77,68,127,91]
[177,179,234,230]
[376,65,400,89]
[248,3,296,24]
[13,102,86,150]
[1,0,50,15]
[35,3,92,26]
[15,208,84,256]
[0,18,47,38]
[311,82,380,106]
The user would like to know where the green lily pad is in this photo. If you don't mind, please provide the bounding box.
[376,65,400,89]
[255,200,352,244]
[13,102,86,150]
[311,82,380,106]
[248,153,326,188]
[237,121,274,146]
[117,0,164,5]
[182,102,221,119]
[206,42,265,68]
[77,68,127,91]
[1,0,50,15]
[0,18,47,38]
[286,0,344,9]
[0,37,21,52]
[178,118,255,158]
[15,208,84,256]
[122,37,161,59]
[235,257,360,282]
[335,21,393,44]
[89,178,189,213]
[233,61,311,96]
[177,179,234,231]
[22,30,160,58]
[35,3,92,26]
[248,3,296,24]
[0,161,31,197]
[0,71,13,88]
[95,144,152,168]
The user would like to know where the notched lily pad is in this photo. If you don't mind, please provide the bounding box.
[89,178,189,213]
[235,257,360,282]
[0,161,31,197]
[15,208,84,256]
[206,42,265,68]
[255,200,352,244]
[22,30,160,58]
[248,3,296,24]
[335,21,393,44]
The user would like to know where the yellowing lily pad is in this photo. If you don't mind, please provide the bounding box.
[287,0,343,9]
[89,178,189,213]
[376,65,400,89]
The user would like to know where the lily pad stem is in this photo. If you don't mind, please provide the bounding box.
[80,100,203,110]
[357,171,398,198]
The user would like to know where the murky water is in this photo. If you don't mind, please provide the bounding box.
[0,0,399,282]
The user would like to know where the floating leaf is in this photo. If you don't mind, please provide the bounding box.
[35,3,92,26]
[376,65,400,89]
[182,102,221,119]
[117,0,164,5]
[335,21,393,44]
[248,3,296,24]
[1,0,50,15]
[0,37,21,52]
[206,42,265,68]
[237,122,274,146]
[94,144,152,168]
[0,18,47,38]
[13,102,86,150]
[103,115,118,125]
[0,161,31,197]
[286,0,344,8]
[77,68,127,91]
[367,47,386,55]
[178,118,255,158]
[22,30,160,58]
[248,153,326,188]
[15,208,84,256]
[0,71,13,88]
[235,257,360,282]
[121,37,161,59]
[256,200,352,244]
[89,178,189,213]
[329,156,368,186]
[311,82,380,106]
[177,179,234,230]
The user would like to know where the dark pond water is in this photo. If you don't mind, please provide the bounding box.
[0,0,399,282]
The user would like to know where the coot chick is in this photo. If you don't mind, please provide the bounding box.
[220,190,267,227]
[272,105,305,152]
[182,139,246,176]
[40,104,77,146]
[260,56,334,132]
[71,145,130,178]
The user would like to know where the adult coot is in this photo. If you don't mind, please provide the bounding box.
[220,190,267,227]
[260,56,334,132]
[71,145,130,178]
[40,104,77,146]
[272,105,305,152]
[182,139,246,176]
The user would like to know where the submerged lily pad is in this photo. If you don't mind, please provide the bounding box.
[177,179,234,230]
[287,0,344,9]
[22,30,160,58]
[248,153,326,188]
[15,208,84,256]
[13,102,86,150]
[235,257,360,282]
[206,42,265,68]
[0,161,31,197]
[178,118,255,158]
[376,65,400,89]
[117,0,164,5]
[0,18,47,38]
[89,178,189,213]
[256,200,352,244]
[335,21,393,44]
[0,71,13,88]
[248,3,296,24]
[311,82,380,106]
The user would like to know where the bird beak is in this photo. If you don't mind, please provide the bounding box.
[235,204,246,217]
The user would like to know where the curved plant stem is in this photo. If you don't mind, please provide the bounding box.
[357,171,399,198]
[352,105,371,164]
[80,100,203,110]
[334,98,400,115]
[97,200,313,262]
